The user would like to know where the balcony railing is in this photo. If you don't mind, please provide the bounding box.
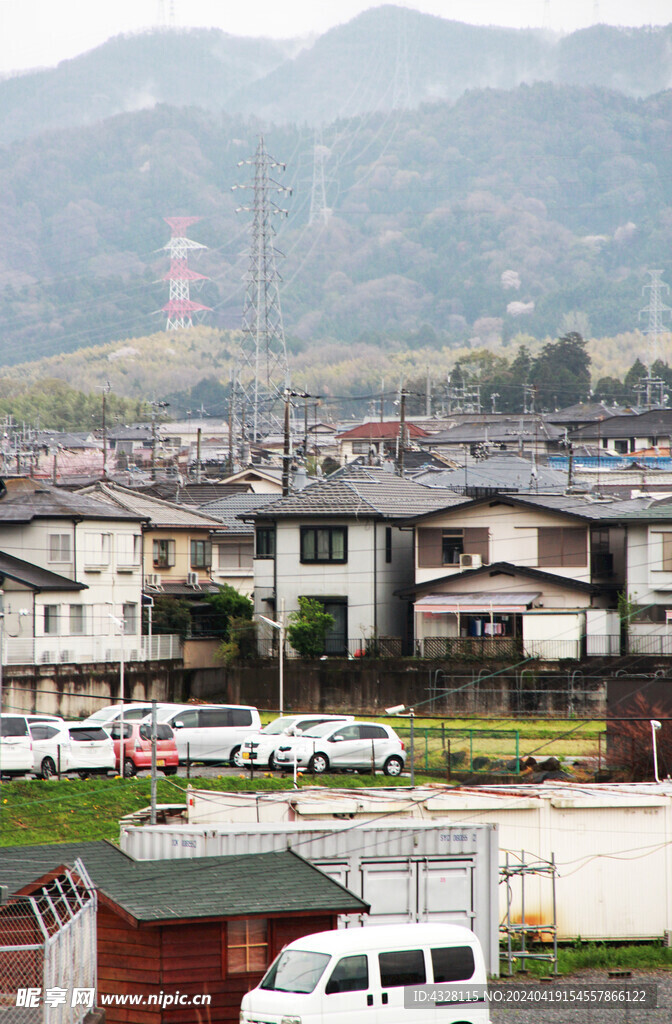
[3,634,182,665]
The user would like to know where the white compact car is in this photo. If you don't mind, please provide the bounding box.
[65,724,115,777]
[82,702,159,727]
[0,714,33,777]
[241,714,354,770]
[273,720,405,776]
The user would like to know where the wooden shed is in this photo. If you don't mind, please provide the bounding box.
[3,840,369,1024]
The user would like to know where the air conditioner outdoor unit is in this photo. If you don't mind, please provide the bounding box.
[41,651,52,664]
[146,573,162,588]
[187,572,200,587]
[59,650,71,663]
[459,553,482,569]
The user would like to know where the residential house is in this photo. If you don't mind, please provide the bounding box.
[3,841,368,1024]
[201,493,279,597]
[411,451,572,496]
[78,484,226,637]
[402,492,650,660]
[248,465,460,655]
[220,466,283,493]
[617,503,672,654]
[0,481,146,665]
[335,420,431,465]
[417,415,565,461]
[569,408,672,455]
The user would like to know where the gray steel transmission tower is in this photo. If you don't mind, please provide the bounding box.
[233,136,292,440]
[640,269,672,366]
[309,132,330,226]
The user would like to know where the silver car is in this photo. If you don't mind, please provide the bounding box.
[274,720,405,776]
[241,714,354,770]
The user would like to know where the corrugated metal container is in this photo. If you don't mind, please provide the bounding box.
[174,782,672,942]
[120,819,500,976]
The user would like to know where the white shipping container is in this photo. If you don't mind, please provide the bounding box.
[120,819,500,976]
[174,782,672,943]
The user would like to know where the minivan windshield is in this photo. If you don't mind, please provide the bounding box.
[260,950,330,994]
[261,717,297,735]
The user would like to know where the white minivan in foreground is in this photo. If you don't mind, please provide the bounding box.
[240,922,491,1024]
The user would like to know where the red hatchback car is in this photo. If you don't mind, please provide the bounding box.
[109,721,179,776]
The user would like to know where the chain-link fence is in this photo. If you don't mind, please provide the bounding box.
[0,859,97,1024]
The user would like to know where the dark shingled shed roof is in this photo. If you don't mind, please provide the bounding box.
[2,840,368,923]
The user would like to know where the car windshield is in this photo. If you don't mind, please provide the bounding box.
[70,727,109,742]
[302,721,345,738]
[262,717,299,735]
[260,950,331,994]
[85,708,116,723]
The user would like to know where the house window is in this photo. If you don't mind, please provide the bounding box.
[442,530,464,565]
[417,527,489,568]
[49,534,71,561]
[153,539,175,569]
[190,540,212,570]
[84,532,111,567]
[662,533,672,572]
[226,919,268,974]
[255,527,275,559]
[537,527,587,567]
[44,606,59,635]
[69,606,86,635]
[385,526,392,564]
[218,542,254,569]
[122,603,138,635]
[300,526,347,564]
[117,533,141,568]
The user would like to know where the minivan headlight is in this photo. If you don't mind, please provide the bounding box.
[281,1017,302,1024]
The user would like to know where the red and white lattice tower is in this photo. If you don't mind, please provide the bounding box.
[161,217,211,330]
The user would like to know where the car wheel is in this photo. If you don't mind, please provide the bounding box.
[268,752,276,771]
[78,771,90,780]
[123,758,137,778]
[230,746,244,768]
[40,757,57,780]
[308,752,329,775]
[383,755,404,777]
[163,766,178,776]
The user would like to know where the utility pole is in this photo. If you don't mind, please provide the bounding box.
[282,390,291,497]
[150,400,169,481]
[397,389,408,477]
[425,367,431,417]
[96,380,112,480]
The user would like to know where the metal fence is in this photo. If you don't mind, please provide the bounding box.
[4,633,181,665]
[390,724,522,775]
[0,859,97,1024]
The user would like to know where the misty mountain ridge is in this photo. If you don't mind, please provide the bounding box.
[0,6,671,143]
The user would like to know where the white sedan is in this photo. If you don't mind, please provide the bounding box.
[241,714,354,769]
[273,720,405,776]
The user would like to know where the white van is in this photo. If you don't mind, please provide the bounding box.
[152,703,262,766]
[240,922,491,1024]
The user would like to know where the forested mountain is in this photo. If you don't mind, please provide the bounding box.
[0,80,670,367]
[1,9,671,145]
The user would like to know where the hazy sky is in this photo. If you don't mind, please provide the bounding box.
[1,0,670,75]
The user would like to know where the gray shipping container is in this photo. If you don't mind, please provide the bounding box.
[120,819,500,976]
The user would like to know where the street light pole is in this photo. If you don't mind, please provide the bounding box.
[651,719,662,783]
[256,601,285,715]
[109,613,126,774]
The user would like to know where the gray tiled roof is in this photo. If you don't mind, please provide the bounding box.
[202,494,280,533]
[2,841,368,921]
[0,484,143,523]
[247,467,463,520]
[413,453,570,493]
[79,483,223,529]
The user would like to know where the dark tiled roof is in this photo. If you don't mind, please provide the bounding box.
[422,416,564,444]
[570,409,672,440]
[2,841,368,921]
[202,494,279,533]
[405,491,652,524]
[247,467,463,520]
[0,551,86,591]
[0,484,144,523]
[412,453,570,493]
